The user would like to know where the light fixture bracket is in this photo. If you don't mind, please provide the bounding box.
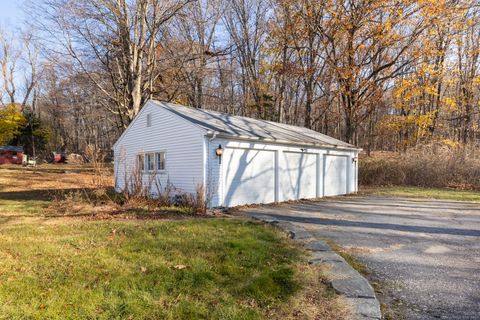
[215,144,223,164]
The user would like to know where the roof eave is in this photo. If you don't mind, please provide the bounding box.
[206,131,362,151]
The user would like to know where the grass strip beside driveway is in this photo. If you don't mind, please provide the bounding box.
[361,186,480,202]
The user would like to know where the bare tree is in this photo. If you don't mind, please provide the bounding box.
[223,0,271,118]
[31,0,194,127]
[455,5,480,143]
[0,29,21,106]
[0,29,41,110]
[169,0,224,108]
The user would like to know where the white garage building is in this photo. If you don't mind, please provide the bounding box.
[113,100,360,207]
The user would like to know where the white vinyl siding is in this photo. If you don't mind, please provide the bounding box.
[114,102,205,195]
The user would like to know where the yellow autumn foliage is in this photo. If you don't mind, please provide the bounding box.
[0,104,26,145]
[442,97,457,112]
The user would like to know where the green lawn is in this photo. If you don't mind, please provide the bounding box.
[0,218,293,319]
[0,203,347,320]
[0,166,348,319]
[362,186,480,202]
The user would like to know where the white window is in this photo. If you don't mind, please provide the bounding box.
[137,152,165,173]
[137,154,145,171]
[146,153,155,171]
[156,152,166,171]
[146,113,152,127]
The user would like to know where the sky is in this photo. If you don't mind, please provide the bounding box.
[0,0,25,29]
[0,1,30,100]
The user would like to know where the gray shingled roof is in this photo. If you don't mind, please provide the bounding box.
[153,100,357,149]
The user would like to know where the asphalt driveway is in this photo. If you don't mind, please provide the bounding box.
[242,196,480,320]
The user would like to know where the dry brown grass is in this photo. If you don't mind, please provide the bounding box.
[0,164,193,219]
[0,164,113,195]
[271,264,351,320]
[360,143,480,190]
[0,164,213,220]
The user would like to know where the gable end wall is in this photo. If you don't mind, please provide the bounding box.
[114,103,206,196]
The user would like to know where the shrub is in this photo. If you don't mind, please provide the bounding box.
[360,143,480,190]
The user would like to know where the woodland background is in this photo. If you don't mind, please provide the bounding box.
[0,0,479,186]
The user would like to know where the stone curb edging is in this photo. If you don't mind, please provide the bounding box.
[248,213,382,320]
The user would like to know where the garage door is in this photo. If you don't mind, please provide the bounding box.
[324,155,348,196]
[223,148,276,207]
[280,152,317,201]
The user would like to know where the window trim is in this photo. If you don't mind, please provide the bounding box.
[137,154,145,171]
[155,151,166,172]
[137,151,166,174]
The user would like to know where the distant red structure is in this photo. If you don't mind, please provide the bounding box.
[52,152,66,163]
[0,146,24,165]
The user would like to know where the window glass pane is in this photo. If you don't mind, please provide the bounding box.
[156,152,165,170]
[146,153,155,171]
[137,154,144,171]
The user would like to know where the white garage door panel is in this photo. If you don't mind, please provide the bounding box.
[280,152,317,201]
[223,148,275,207]
[324,155,348,196]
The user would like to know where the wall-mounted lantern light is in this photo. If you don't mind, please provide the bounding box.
[215,144,224,164]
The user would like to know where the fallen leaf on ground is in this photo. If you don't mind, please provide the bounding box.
[173,265,187,270]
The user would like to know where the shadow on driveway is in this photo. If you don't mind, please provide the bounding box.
[260,213,480,237]
[242,196,480,320]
